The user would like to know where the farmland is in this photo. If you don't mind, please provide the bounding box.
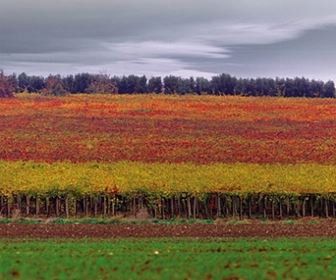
[1,238,336,279]
[1,94,336,164]
[3,1,336,279]
[1,94,336,218]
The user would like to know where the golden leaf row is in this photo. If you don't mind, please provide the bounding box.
[1,161,336,196]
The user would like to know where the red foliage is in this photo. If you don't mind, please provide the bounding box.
[0,95,336,164]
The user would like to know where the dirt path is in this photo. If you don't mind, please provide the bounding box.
[0,221,335,238]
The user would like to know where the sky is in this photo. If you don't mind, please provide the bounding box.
[1,0,336,80]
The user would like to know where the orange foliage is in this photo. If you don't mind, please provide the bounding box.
[0,94,336,164]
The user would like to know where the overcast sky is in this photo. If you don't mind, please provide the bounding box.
[1,0,336,80]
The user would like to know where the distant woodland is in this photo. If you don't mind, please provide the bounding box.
[0,71,335,98]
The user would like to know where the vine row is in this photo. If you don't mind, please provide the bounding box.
[1,193,336,219]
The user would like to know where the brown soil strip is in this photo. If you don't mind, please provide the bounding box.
[0,221,336,238]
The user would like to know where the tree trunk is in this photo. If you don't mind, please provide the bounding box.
[325,199,329,218]
[170,197,174,219]
[217,194,221,218]
[7,197,11,217]
[193,197,197,219]
[26,195,30,215]
[187,197,192,219]
[46,197,50,217]
[263,197,267,219]
[36,197,40,216]
[56,197,60,217]
[65,196,69,218]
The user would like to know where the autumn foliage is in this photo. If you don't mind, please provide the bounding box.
[1,94,336,164]
[1,161,336,196]
[1,94,336,217]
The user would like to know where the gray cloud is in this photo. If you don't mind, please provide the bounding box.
[1,0,336,79]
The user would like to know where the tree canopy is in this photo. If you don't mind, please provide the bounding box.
[2,71,335,98]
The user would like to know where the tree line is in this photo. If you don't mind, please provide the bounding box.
[1,71,335,98]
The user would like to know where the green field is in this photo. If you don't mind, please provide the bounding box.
[0,238,336,279]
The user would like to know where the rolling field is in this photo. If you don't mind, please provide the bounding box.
[1,238,336,279]
[1,94,336,164]
[1,94,336,218]
[1,93,336,279]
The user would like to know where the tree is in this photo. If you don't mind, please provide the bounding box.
[195,77,211,95]
[119,75,138,93]
[163,76,179,94]
[135,75,148,93]
[0,71,334,98]
[73,73,92,93]
[117,76,129,94]
[18,72,30,92]
[275,78,286,97]
[309,80,324,98]
[44,75,67,96]
[188,77,195,93]
[63,75,75,93]
[7,74,18,93]
[211,74,236,95]
[0,71,14,98]
[29,76,45,93]
[86,74,118,94]
[323,81,336,98]
[148,77,162,93]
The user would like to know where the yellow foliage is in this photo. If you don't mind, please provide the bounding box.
[1,161,336,196]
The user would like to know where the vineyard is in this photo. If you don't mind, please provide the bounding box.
[1,94,336,218]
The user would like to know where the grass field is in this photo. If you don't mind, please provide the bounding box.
[0,238,335,279]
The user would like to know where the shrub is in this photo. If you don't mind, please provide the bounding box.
[43,76,67,96]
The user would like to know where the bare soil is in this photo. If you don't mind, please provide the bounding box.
[0,219,335,238]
